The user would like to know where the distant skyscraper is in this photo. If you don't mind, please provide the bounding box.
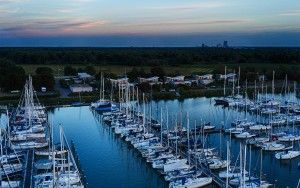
[223,41,229,48]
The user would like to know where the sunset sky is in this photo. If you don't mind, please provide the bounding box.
[1,0,300,46]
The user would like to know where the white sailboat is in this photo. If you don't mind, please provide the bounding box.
[169,177,212,188]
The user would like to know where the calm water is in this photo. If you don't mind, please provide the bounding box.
[1,96,299,188]
[48,107,168,188]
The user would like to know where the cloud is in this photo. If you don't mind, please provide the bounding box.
[57,9,76,13]
[0,0,27,4]
[149,2,224,11]
[0,7,19,14]
[279,10,300,16]
[127,19,251,27]
[0,18,107,37]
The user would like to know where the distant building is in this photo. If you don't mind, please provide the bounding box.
[110,77,129,89]
[73,78,82,84]
[223,41,229,48]
[165,76,185,84]
[77,72,93,80]
[258,74,267,82]
[138,76,161,85]
[69,84,93,93]
[195,74,213,80]
[195,74,214,85]
[218,73,236,80]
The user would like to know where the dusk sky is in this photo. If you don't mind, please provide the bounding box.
[1,0,300,47]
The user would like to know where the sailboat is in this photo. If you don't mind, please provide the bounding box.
[33,126,84,188]
[9,76,48,150]
[90,73,115,111]
[169,176,213,188]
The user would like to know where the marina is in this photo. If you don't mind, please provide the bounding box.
[1,0,300,187]
[1,75,300,188]
[54,93,300,188]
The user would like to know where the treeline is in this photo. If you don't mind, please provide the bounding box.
[0,47,300,66]
[0,59,54,92]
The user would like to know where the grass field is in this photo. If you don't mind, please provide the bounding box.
[20,64,215,76]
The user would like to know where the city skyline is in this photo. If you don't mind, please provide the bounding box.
[1,0,300,46]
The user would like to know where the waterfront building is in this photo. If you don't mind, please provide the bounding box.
[78,72,93,81]
[195,74,214,85]
[138,76,162,85]
[110,77,130,89]
[70,84,93,93]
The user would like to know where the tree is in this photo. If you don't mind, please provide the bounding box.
[64,66,77,76]
[33,74,55,91]
[127,67,139,82]
[138,82,151,92]
[35,67,53,75]
[34,66,55,91]
[84,66,96,75]
[138,68,147,77]
[150,66,165,78]
[0,59,26,91]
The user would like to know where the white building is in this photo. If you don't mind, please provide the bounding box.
[110,77,129,89]
[78,72,93,80]
[219,73,236,80]
[195,74,213,80]
[138,76,162,85]
[165,76,185,83]
[195,74,214,85]
[69,84,93,93]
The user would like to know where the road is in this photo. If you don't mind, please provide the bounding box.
[54,78,71,97]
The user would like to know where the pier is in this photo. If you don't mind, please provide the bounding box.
[98,108,231,188]
[23,150,34,188]
[159,131,230,188]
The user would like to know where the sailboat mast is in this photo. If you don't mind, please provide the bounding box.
[285,74,288,96]
[243,144,247,188]
[272,70,275,98]
[224,66,227,96]
[160,107,163,145]
[232,70,235,96]
[260,149,263,185]
[237,66,240,95]
[226,141,229,188]
[143,93,146,134]
[239,143,243,188]
[187,112,190,165]
[99,72,102,100]
[166,107,169,147]
[102,73,105,100]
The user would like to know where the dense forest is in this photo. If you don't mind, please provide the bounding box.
[0,59,54,92]
[0,47,300,66]
[1,47,300,92]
